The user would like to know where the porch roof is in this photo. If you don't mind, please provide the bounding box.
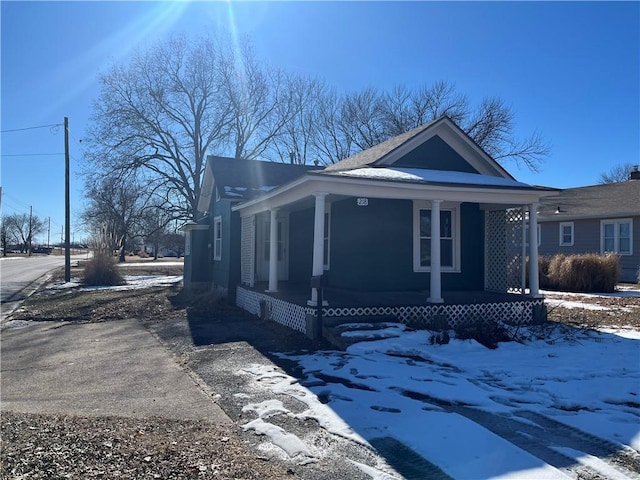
[231,168,558,216]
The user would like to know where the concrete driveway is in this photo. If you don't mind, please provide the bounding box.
[0,318,230,423]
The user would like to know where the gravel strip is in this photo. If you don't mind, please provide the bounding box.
[0,411,292,479]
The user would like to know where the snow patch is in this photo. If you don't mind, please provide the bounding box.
[242,418,313,458]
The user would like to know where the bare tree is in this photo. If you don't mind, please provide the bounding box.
[1,219,13,256]
[598,162,636,183]
[340,87,386,151]
[222,41,299,160]
[311,88,356,165]
[81,172,159,262]
[2,213,45,254]
[86,35,235,221]
[267,75,326,164]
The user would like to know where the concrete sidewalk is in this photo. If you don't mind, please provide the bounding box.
[0,319,230,423]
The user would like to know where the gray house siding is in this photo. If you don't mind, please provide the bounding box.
[184,224,211,289]
[539,216,640,283]
[539,218,601,256]
[289,209,314,285]
[390,135,479,173]
[229,210,242,297]
[209,197,234,291]
[622,217,640,282]
[289,198,485,292]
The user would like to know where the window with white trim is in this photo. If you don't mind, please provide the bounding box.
[213,216,222,260]
[413,201,460,272]
[559,222,574,246]
[601,219,632,255]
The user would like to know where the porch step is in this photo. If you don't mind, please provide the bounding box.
[322,314,399,328]
[322,316,406,350]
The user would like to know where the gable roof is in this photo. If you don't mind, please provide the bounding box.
[323,115,514,179]
[538,180,640,221]
[197,156,317,212]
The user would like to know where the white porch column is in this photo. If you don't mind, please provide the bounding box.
[528,203,541,297]
[309,192,327,306]
[266,208,279,292]
[428,199,444,303]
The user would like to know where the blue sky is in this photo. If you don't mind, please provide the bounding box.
[1,1,638,242]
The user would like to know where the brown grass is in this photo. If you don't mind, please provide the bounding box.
[540,253,619,293]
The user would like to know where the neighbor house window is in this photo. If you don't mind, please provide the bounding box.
[213,216,222,260]
[323,208,331,270]
[413,201,460,272]
[559,222,574,246]
[601,219,632,255]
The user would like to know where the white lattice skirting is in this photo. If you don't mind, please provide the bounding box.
[236,287,544,334]
[322,300,543,329]
[236,287,308,333]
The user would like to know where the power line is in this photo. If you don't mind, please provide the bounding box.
[1,153,64,157]
[0,123,63,134]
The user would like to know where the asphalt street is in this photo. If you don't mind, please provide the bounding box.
[0,254,88,302]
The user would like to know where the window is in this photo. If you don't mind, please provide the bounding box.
[213,216,222,260]
[323,208,331,270]
[413,201,460,272]
[601,219,632,255]
[559,222,574,246]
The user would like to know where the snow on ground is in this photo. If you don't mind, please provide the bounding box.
[542,286,640,312]
[236,324,639,480]
[48,275,183,292]
[25,275,640,478]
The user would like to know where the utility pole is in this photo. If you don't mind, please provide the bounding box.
[47,217,51,249]
[28,205,33,257]
[64,117,70,282]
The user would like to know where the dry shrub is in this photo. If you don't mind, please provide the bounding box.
[543,253,619,293]
[83,229,125,287]
[538,256,553,289]
[83,255,124,286]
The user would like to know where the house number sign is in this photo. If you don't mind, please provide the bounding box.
[357,197,369,206]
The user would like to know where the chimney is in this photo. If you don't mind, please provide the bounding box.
[289,152,295,165]
[631,165,640,181]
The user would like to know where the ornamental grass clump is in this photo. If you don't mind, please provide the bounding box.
[83,230,124,287]
[542,253,619,293]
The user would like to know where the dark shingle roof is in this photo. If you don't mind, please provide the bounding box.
[209,156,318,200]
[323,118,440,172]
[538,180,640,220]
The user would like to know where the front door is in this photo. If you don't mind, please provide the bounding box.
[256,213,289,282]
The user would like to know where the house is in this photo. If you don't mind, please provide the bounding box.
[183,116,557,339]
[537,168,640,283]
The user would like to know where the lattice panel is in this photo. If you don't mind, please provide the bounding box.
[236,287,307,333]
[318,299,542,329]
[240,215,255,287]
[237,288,543,335]
[485,210,507,292]
[505,208,525,294]
[485,208,525,294]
